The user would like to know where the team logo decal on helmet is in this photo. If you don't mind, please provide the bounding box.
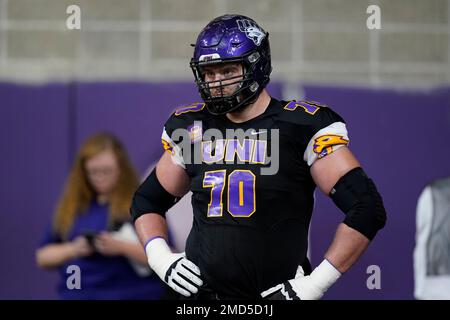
[237,19,266,46]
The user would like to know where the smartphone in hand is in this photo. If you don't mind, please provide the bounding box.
[81,230,98,248]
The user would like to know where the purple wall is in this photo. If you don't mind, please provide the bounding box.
[0,81,448,299]
[74,82,201,174]
[0,83,70,299]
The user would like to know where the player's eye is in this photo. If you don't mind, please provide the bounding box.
[223,68,234,77]
[203,70,215,79]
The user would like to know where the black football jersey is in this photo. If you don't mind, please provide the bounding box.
[161,98,348,299]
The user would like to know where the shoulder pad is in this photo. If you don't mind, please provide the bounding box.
[173,102,207,117]
[282,100,326,115]
[164,102,211,133]
[279,100,344,126]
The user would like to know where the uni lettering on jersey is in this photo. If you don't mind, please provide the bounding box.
[170,123,280,176]
[202,139,267,164]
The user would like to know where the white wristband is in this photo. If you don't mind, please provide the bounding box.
[309,259,342,292]
[144,237,173,279]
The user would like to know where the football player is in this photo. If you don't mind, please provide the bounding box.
[131,14,387,300]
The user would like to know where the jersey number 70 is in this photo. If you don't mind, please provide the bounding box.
[203,170,256,218]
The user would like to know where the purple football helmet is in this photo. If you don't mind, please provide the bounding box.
[190,14,272,115]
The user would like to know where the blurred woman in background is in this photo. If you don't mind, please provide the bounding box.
[36,133,167,300]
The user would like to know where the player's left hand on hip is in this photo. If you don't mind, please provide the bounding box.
[145,237,204,297]
[162,252,203,297]
[261,259,341,300]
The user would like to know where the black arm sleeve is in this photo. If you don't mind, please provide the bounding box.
[330,167,387,240]
[130,168,179,222]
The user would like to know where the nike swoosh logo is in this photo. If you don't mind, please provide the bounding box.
[250,130,267,135]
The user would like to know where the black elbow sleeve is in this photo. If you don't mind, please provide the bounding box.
[330,167,387,240]
[130,168,179,222]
